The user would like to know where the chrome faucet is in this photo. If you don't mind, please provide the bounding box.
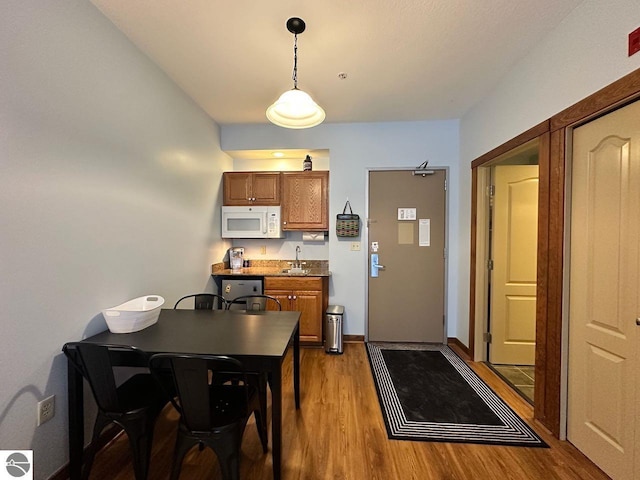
[295,246,301,267]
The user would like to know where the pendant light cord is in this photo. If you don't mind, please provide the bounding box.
[292,33,298,89]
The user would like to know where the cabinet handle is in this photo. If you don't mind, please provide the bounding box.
[283,221,287,225]
[288,295,292,300]
[293,295,297,300]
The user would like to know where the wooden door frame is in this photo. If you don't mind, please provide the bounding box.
[469,67,640,437]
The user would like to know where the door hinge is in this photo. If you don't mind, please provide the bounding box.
[483,332,492,343]
[444,179,447,191]
[488,185,495,197]
[443,248,447,259]
[487,259,494,270]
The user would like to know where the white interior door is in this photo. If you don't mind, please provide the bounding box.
[568,100,640,480]
[489,165,538,365]
[367,170,446,343]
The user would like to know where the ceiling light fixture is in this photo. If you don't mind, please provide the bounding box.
[266,17,325,129]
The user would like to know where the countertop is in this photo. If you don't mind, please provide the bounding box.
[212,260,330,277]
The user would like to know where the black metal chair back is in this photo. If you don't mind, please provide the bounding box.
[149,353,267,480]
[225,294,281,311]
[174,293,227,310]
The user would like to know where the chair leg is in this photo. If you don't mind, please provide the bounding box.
[82,413,112,480]
[207,427,243,480]
[217,450,240,480]
[256,375,269,452]
[124,414,157,480]
[170,432,199,480]
[253,408,268,453]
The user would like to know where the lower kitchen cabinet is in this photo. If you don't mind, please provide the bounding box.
[264,276,328,346]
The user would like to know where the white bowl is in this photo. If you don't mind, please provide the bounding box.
[102,295,164,333]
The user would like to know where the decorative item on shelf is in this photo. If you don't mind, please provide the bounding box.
[303,154,313,171]
[266,17,325,129]
[336,200,360,237]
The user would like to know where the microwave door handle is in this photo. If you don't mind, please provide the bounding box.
[263,212,268,234]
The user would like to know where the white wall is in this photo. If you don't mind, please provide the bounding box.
[0,1,231,478]
[221,121,461,338]
[462,0,640,159]
[459,0,640,346]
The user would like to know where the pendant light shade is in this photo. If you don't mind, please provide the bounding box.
[266,88,325,129]
[266,18,325,129]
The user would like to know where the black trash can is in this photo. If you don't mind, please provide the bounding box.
[325,305,344,354]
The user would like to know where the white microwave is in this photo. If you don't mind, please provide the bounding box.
[221,206,284,238]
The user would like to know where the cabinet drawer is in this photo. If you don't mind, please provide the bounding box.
[264,276,323,291]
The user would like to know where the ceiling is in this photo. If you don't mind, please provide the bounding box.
[90,0,581,127]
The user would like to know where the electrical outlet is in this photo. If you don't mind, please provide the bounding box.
[350,242,361,251]
[37,395,55,426]
[260,245,266,255]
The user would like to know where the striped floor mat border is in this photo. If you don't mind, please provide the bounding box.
[366,343,547,447]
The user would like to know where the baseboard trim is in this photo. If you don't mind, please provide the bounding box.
[48,424,122,480]
[447,337,471,360]
[344,335,364,343]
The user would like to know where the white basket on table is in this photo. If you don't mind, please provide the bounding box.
[102,295,164,333]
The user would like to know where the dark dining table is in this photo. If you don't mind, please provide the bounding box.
[65,308,301,480]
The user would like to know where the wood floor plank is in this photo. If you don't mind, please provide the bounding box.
[86,344,609,480]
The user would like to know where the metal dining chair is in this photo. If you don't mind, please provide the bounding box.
[149,353,268,480]
[225,294,281,311]
[62,342,168,480]
[174,293,227,310]
[224,294,282,421]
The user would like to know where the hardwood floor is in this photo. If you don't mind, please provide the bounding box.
[86,344,609,480]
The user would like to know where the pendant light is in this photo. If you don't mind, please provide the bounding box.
[266,17,325,129]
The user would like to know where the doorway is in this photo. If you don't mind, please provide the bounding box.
[367,169,447,343]
[476,140,540,404]
[566,99,640,480]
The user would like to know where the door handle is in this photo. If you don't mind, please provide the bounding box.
[370,254,385,277]
[636,318,640,326]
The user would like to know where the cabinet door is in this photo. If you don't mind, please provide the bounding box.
[223,172,252,205]
[265,276,324,345]
[281,171,329,231]
[251,173,280,205]
[265,290,291,312]
[293,290,323,344]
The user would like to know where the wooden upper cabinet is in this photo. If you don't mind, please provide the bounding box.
[281,171,329,231]
[223,172,280,205]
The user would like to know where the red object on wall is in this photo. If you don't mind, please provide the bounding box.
[629,27,640,57]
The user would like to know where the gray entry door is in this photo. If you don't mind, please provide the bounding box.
[367,169,446,343]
